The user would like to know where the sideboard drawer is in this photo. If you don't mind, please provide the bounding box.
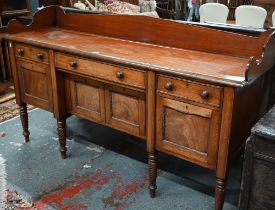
[15,44,49,64]
[157,75,222,107]
[55,53,146,89]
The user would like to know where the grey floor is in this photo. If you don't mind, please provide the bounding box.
[0,109,240,209]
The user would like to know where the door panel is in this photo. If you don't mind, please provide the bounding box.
[17,60,53,111]
[156,95,220,169]
[69,76,105,123]
[163,106,211,154]
[105,85,146,138]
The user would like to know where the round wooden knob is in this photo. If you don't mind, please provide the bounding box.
[165,82,173,91]
[36,53,44,59]
[18,48,24,55]
[116,72,124,79]
[201,90,210,99]
[69,60,77,68]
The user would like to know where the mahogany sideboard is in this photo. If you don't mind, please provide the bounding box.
[7,6,275,210]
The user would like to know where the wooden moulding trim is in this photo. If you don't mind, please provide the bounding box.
[7,6,57,34]
[245,31,275,83]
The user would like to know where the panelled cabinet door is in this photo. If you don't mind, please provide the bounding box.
[68,76,105,123]
[156,96,220,169]
[16,60,53,111]
[104,84,146,138]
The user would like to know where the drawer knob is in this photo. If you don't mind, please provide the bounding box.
[201,90,210,99]
[18,48,24,55]
[69,60,77,68]
[116,71,124,79]
[36,53,44,59]
[165,82,174,91]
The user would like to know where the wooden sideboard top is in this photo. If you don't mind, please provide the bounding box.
[7,6,275,87]
[9,28,249,86]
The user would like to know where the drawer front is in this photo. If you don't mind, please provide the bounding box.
[15,44,49,64]
[157,75,222,107]
[55,53,146,89]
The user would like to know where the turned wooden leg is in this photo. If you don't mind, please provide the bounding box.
[19,103,30,143]
[215,177,226,210]
[148,152,158,198]
[57,120,67,159]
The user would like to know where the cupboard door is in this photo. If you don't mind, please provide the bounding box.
[68,76,105,123]
[17,60,53,111]
[105,85,146,138]
[156,96,220,169]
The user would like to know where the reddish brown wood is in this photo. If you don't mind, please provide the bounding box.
[55,53,146,89]
[156,95,221,169]
[55,7,269,58]
[104,84,146,138]
[15,43,49,64]
[49,49,67,120]
[57,119,67,159]
[6,7,275,210]
[19,103,30,143]
[148,152,158,198]
[157,74,222,107]
[215,178,226,210]
[8,41,21,103]
[146,71,156,153]
[16,59,53,111]
[68,75,105,123]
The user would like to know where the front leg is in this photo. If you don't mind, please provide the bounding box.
[215,177,226,210]
[57,119,67,159]
[148,151,158,198]
[19,103,30,143]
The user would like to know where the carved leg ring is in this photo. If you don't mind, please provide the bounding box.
[148,152,158,198]
[215,178,226,210]
[57,120,67,159]
[19,103,30,143]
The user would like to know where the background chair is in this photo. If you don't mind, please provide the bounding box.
[199,3,229,24]
[235,5,267,28]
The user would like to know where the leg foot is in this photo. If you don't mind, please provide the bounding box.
[215,177,226,210]
[19,103,30,143]
[57,120,67,159]
[148,152,157,198]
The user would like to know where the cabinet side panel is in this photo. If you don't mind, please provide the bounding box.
[229,72,272,162]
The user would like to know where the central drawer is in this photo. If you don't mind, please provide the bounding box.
[55,53,146,89]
